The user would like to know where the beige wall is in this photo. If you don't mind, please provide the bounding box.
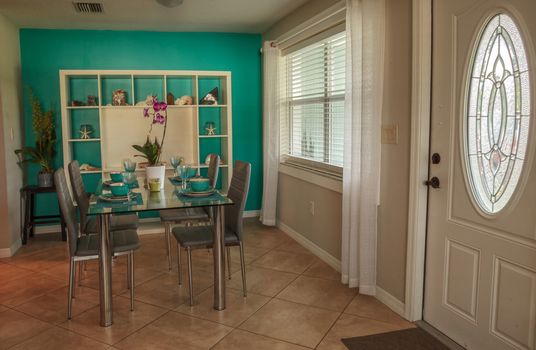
[264,0,413,304]
[377,0,412,302]
[0,13,23,255]
[277,173,342,259]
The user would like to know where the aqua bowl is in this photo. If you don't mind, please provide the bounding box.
[110,183,129,196]
[190,178,210,192]
[110,172,123,183]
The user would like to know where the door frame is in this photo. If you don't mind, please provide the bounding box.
[404,0,432,322]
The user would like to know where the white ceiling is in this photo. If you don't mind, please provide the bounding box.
[0,0,309,33]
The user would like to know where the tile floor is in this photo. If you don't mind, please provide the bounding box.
[0,219,414,349]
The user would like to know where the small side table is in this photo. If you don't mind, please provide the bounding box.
[20,185,67,244]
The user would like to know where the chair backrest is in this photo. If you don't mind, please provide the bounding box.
[54,168,79,257]
[207,153,220,188]
[225,160,251,240]
[68,160,89,232]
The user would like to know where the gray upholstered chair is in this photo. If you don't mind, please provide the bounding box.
[55,169,140,318]
[160,154,220,270]
[171,160,251,305]
[68,160,139,235]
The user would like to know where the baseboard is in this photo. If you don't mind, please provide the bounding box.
[376,286,406,317]
[277,220,341,272]
[244,210,260,218]
[0,238,22,258]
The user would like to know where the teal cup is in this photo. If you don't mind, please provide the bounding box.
[110,171,123,183]
[190,178,210,192]
[110,183,129,196]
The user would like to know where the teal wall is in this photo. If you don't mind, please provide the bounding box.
[20,29,263,215]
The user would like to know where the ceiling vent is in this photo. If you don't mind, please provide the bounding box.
[72,2,104,13]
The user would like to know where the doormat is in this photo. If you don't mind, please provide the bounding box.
[342,327,451,350]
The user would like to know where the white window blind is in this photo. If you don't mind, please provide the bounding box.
[280,30,346,170]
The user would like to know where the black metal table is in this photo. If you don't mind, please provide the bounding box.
[20,185,66,244]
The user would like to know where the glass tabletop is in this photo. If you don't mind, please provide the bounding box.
[87,177,233,215]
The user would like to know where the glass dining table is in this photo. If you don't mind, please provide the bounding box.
[88,177,234,327]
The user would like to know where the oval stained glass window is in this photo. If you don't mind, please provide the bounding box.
[465,13,531,214]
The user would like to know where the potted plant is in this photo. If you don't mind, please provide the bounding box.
[15,91,56,187]
[132,96,168,189]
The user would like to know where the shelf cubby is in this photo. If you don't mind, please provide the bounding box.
[133,75,164,105]
[67,75,99,107]
[198,76,227,105]
[71,141,102,169]
[166,76,196,105]
[100,75,133,106]
[69,109,100,139]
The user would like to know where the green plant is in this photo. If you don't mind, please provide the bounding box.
[15,90,56,173]
[132,97,167,166]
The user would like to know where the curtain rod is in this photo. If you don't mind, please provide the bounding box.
[275,3,346,46]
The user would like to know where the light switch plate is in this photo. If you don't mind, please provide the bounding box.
[381,124,398,144]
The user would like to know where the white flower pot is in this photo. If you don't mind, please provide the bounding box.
[145,165,165,189]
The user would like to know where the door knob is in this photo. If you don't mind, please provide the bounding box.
[425,177,440,188]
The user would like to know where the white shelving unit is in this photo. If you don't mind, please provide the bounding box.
[59,69,233,191]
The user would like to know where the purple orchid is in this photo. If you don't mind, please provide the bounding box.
[143,107,150,118]
[153,112,165,125]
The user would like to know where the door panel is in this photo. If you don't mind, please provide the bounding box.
[425,0,536,349]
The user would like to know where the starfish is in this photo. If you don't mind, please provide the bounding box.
[79,126,93,139]
[205,124,217,136]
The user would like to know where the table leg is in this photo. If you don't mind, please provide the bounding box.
[213,206,226,310]
[20,190,26,245]
[98,213,113,327]
[29,193,35,237]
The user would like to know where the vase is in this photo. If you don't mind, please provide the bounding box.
[38,172,54,187]
[145,165,165,189]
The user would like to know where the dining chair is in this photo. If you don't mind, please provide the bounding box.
[68,160,139,235]
[55,168,140,318]
[160,153,220,270]
[171,160,251,305]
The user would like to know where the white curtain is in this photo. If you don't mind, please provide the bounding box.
[341,0,385,294]
[261,41,280,226]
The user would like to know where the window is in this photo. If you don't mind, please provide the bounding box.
[465,13,531,214]
[280,31,346,172]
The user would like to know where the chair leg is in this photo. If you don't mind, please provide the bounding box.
[226,246,232,280]
[128,251,135,311]
[68,258,75,319]
[78,259,83,286]
[177,243,183,285]
[187,247,194,306]
[127,253,131,290]
[239,242,247,297]
[166,222,172,271]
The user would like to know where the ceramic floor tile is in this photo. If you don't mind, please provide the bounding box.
[302,260,340,281]
[274,239,313,255]
[114,311,232,350]
[0,272,67,307]
[251,250,317,274]
[60,296,167,345]
[232,245,270,265]
[228,266,298,297]
[239,298,339,348]
[316,313,415,350]
[175,288,270,327]
[15,285,99,324]
[276,276,357,312]
[212,329,311,350]
[0,263,35,283]
[128,272,213,309]
[242,231,293,250]
[10,326,108,350]
[9,247,68,272]
[0,309,52,350]
[0,305,8,313]
[344,294,414,327]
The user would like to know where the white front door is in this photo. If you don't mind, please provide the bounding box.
[425,0,536,349]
